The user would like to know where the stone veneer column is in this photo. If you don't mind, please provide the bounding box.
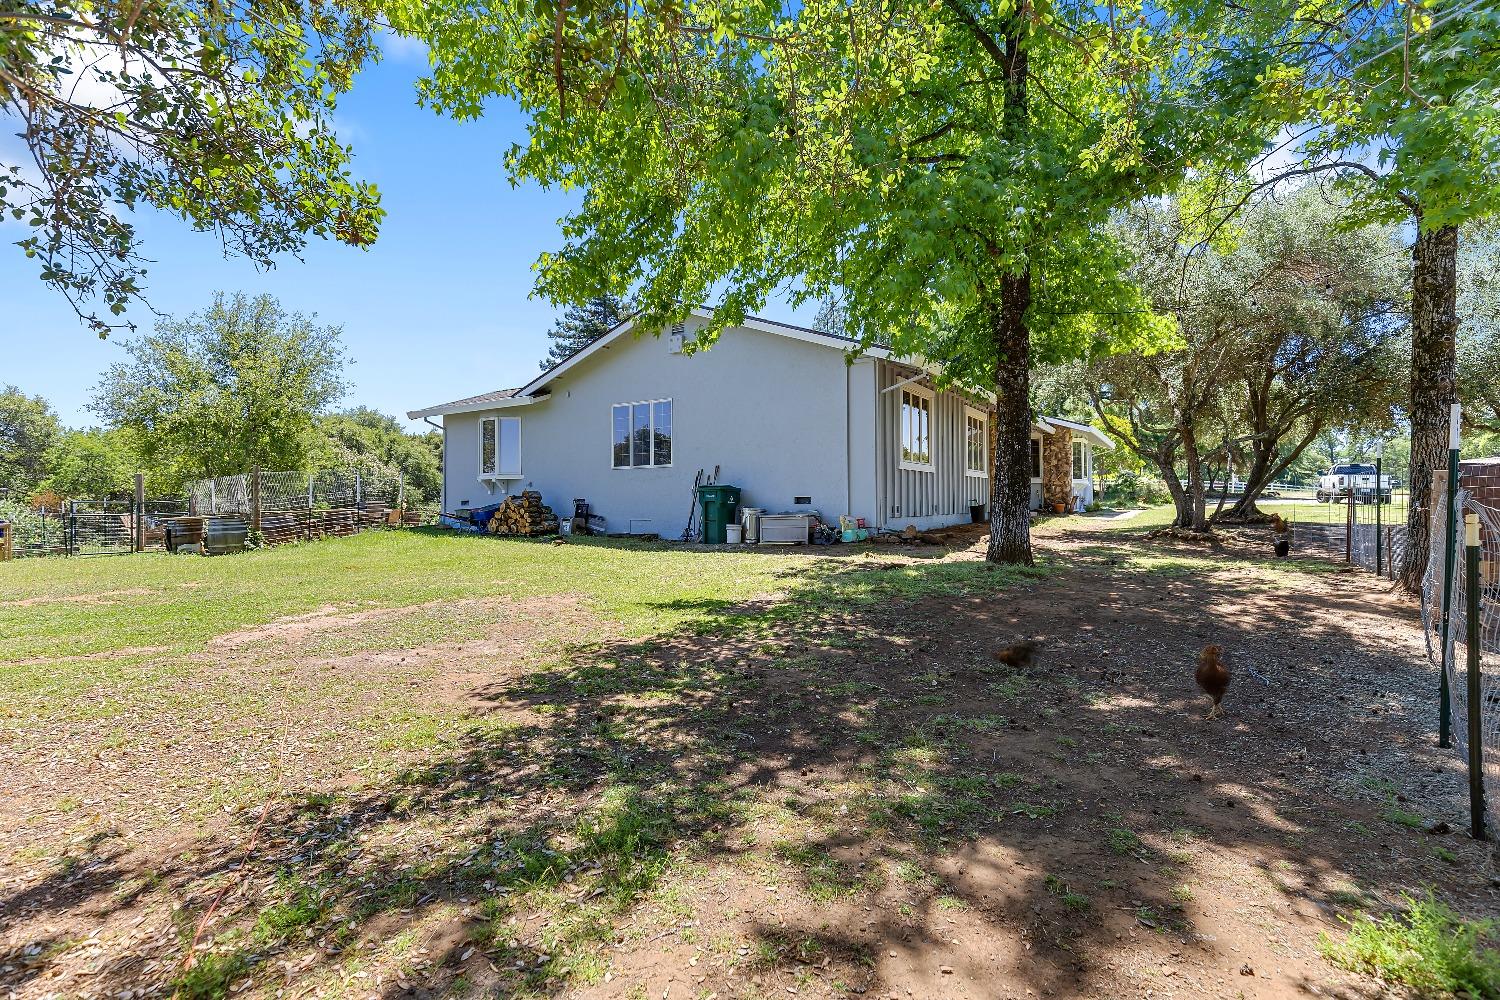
[1042,427,1073,509]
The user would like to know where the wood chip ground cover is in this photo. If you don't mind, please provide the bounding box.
[0,520,1494,1000]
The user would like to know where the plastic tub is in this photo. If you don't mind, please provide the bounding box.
[726,524,743,543]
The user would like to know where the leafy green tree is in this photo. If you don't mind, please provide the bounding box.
[1,1,384,336]
[1090,192,1406,528]
[396,0,1287,563]
[1237,2,1500,588]
[0,386,61,496]
[1458,232,1500,436]
[318,408,443,504]
[43,428,140,499]
[91,293,348,480]
[540,294,627,370]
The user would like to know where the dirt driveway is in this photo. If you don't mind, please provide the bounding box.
[0,521,1493,1000]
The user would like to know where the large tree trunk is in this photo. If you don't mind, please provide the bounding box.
[987,269,1034,565]
[985,23,1033,566]
[1401,222,1459,594]
[1151,448,1192,526]
[1219,423,1322,523]
[1180,423,1208,531]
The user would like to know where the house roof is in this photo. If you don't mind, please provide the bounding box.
[406,388,529,421]
[1039,416,1115,450]
[405,310,1115,452]
[407,308,887,419]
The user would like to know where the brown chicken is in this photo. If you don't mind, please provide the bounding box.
[1195,644,1231,719]
[993,640,1039,668]
[1269,513,1289,535]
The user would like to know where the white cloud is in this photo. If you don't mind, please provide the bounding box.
[378,27,430,64]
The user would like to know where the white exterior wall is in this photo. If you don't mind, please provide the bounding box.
[872,360,992,531]
[442,320,877,538]
[1072,441,1095,507]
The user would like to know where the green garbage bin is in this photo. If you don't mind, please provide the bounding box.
[697,484,742,544]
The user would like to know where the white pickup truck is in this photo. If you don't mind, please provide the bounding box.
[1316,464,1394,504]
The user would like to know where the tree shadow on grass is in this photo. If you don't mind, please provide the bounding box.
[1,534,1484,999]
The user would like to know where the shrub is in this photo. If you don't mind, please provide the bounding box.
[1320,893,1500,997]
[1101,472,1172,508]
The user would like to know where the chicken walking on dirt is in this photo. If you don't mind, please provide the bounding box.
[1196,644,1231,720]
[993,640,1039,668]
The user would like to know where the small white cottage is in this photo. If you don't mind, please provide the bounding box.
[408,310,1113,537]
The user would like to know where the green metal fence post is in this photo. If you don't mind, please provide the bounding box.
[1465,512,1488,840]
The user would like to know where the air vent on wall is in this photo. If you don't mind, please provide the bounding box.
[667,322,686,354]
[794,496,812,505]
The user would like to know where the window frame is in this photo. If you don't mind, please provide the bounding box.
[611,398,674,470]
[1072,439,1088,481]
[478,414,522,480]
[964,406,988,478]
[1030,437,1042,481]
[898,385,935,473]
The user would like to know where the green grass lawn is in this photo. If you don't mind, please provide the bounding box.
[3,521,1488,1000]
[2,528,1041,664]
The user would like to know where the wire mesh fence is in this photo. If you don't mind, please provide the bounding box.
[0,499,190,558]
[186,466,436,548]
[1422,459,1500,838]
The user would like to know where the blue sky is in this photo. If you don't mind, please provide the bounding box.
[0,38,812,432]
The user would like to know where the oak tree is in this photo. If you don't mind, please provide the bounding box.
[1,0,385,335]
[396,0,1288,562]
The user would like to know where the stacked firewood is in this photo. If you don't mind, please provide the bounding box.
[487,491,560,537]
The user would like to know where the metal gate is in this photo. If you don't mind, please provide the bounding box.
[65,499,189,556]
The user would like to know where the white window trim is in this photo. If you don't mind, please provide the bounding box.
[1072,440,1089,482]
[1030,435,1043,483]
[899,384,935,473]
[964,405,988,478]
[478,414,523,480]
[611,398,674,470]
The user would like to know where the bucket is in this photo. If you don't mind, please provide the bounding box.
[742,507,764,544]
[726,524,744,544]
[1273,539,1290,558]
[969,503,986,524]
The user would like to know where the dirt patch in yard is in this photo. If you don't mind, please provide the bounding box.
[1,530,1496,1000]
[2,588,159,608]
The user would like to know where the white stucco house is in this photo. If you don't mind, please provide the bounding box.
[407,310,1113,538]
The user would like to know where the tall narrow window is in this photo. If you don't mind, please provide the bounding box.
[965,410,987,477]
[612,399,673,468]
[900,387,933,471]
[1030,439,1042,479]
[479,416,521,478]
[1072,440,1086,480]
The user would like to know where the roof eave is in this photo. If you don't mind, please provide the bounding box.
[405,394,538,421]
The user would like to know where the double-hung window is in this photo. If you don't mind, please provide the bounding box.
[964,408,987,477]
[1029,439,1042,479]
[479,415,521,479]
[1072,440,1087,480]
[900,387,933,471]
[612,399,673,468]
